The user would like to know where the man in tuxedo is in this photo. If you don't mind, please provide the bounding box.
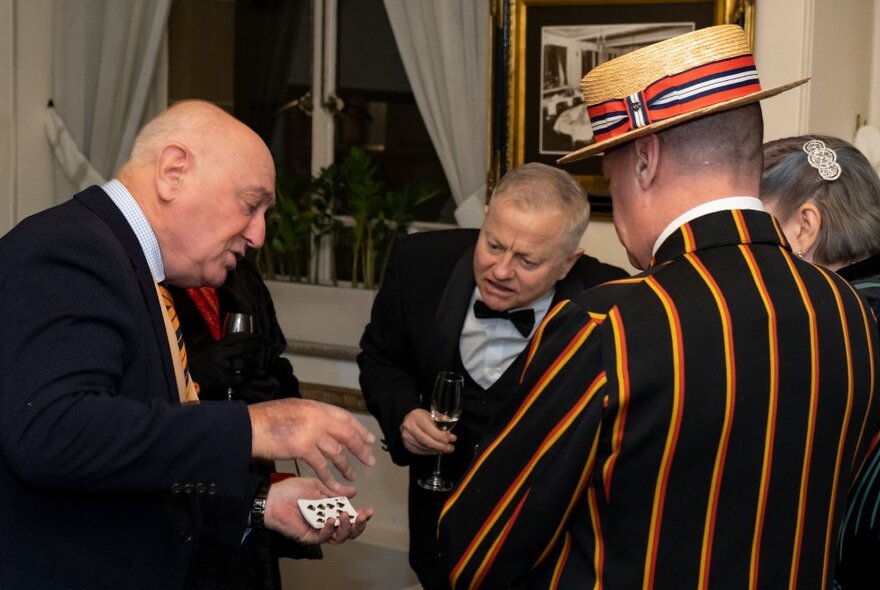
[438,26,880,589]
[357,162,628,589]
[0,100,375,589]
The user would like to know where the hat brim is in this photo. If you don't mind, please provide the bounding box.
[557,77,810,164]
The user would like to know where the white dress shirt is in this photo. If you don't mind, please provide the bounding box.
[103,179,165,283]
[459,287,555,389]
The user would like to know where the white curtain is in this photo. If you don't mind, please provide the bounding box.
[383,0,489,227]
[48,0,171,199]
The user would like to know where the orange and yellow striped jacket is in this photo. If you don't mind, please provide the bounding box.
[439,209,880,590]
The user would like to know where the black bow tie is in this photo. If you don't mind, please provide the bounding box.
[473,300,535,338]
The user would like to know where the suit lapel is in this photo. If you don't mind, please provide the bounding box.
[426,245,477,380]
[74,187,179,403]
[553,265,592,303]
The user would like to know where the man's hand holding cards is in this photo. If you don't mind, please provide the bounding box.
[264,476,373,545]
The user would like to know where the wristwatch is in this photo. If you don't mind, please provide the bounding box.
[250,479,270,529]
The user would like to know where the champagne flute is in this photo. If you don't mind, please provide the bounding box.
[417,371,464,492]
[221,312,254,400]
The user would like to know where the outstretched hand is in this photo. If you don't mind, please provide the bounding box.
[248,398,376,493]
[265,476,373,544]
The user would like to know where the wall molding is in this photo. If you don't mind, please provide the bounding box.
[287,338,359,362]
[299,381,365,413]
[798,0,814,134]
[872,0,880,124]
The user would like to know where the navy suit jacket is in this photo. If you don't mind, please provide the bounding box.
[0,187,261,589]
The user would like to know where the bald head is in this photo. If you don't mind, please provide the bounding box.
[118,100,276,288]
[126,100,270,169]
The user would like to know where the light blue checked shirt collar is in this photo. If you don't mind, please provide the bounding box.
[102,179,166,283]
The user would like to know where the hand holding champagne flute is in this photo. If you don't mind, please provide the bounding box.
[418,371,463,492]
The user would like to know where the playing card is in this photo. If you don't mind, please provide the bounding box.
[297,496,358,529]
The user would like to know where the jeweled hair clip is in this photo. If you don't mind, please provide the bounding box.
[803,138,842,181]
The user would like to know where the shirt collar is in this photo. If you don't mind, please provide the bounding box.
[102,179,165,282]
[652,196,764,256]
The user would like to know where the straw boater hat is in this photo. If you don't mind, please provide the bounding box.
[558,24,809,164]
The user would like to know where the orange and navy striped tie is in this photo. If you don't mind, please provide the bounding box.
[157,284,199,402]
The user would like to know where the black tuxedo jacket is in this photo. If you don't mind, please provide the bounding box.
[357,229,627,587]
[0,187,261,589]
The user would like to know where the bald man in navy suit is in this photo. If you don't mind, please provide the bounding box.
[0,100,375,589]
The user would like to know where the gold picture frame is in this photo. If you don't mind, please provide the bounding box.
[488,0,756,218]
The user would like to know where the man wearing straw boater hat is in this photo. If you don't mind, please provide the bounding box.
[438,25,880,588]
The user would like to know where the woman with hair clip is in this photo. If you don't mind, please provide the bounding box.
[760,134,880,588]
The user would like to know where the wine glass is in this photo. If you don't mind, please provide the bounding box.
[417,371,464,492]
[221,312,254,400]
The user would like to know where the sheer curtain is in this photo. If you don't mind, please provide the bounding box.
[383,0,489,227]
[47,0,171,200]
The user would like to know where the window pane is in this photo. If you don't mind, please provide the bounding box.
[335,0,454,224]
[168,0,235,110]
[235,0,313,182]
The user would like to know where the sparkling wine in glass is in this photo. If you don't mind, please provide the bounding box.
[418,371,463,492]
[221,312,254,400]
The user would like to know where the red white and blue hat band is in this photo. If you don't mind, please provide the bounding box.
[586,55,762,143]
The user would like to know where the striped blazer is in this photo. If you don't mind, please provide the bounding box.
[438,209,880,589]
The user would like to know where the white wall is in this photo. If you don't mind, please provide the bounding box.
[757,0,876,142]
[15,0,54,219]
[755,1,812,140]
[808,0,874,140]
[0,0,14,234]
[582,218,635,273]
[872,1,880,125]
[0,0,54,236]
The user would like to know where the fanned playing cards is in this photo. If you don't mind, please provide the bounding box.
[297,496,358,529]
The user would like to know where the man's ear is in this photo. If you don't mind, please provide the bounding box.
[633,134,660,190]
[155,143,190,202]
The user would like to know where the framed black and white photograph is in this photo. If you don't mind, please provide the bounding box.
[489,0,754,217]
[539,23,695,155]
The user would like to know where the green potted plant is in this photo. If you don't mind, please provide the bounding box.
[257,147,445,289]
